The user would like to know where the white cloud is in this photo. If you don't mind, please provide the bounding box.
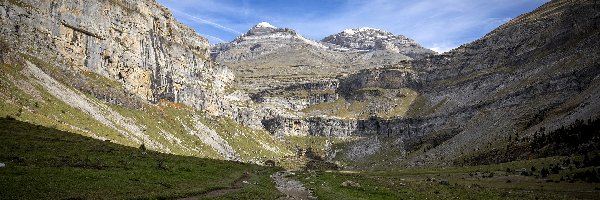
[170,9,242,35]
[201,34,226,43]
[429,43,457,53]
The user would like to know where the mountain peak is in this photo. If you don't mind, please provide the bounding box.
[242,22,296,38]
[322,28,435,58]
[254,22,276,29]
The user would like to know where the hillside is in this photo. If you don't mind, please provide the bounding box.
[332,0,600,167]
[0,117,282,199]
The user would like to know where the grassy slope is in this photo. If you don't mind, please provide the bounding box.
[0,52,292,163]
[0,62,131,145]
[203,117,292,162]
[0,118,283,199]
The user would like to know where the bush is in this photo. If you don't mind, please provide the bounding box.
[551,165,561,174]
[541,167,550,178]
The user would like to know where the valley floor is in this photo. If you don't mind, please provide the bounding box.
[1,117,598,199]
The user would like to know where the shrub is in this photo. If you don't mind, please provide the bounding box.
[541,167,550,178]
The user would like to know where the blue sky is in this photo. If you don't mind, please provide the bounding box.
[157,0,549,52]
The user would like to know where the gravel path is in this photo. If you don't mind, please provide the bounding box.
[178,173,250,200]
[271,171,317,200]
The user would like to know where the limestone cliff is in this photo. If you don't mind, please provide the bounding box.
[0,0,231,114]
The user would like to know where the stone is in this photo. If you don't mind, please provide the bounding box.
[439,179,449,186]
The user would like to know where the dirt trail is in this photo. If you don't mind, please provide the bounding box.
[271,171,317,200]
[178,173,251,200]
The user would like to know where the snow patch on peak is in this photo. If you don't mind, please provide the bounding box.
[357,27,380,32]
[255,22,276,29]
[343,27,382,35]
[343,29,356,35]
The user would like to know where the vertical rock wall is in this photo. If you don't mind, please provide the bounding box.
[0,0,232,113]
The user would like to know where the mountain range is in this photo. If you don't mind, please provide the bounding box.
[1,0,598,170]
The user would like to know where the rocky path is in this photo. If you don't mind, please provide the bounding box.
[178,173,251,200]
[271,171,317,200]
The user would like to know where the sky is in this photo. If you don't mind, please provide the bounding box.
[157,0,549,53]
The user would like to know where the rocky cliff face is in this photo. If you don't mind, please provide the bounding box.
[0,0,231,114]
[322,28,435,59]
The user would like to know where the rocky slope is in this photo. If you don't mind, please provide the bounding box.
[212,22,358,94]
[402,0,600,166]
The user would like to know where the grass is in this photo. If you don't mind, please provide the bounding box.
[405,95,449,117]
[108,102,224,159]
[293,157,600,200]
[0,118,283,199]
